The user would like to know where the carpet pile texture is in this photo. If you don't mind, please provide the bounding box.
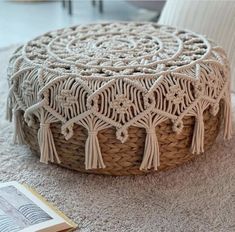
[0,46,234,232]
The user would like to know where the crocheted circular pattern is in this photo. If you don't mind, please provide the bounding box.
[7,22,231,172]
[23,23,210,77]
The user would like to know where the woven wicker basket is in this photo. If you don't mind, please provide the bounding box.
[22,106,222,175]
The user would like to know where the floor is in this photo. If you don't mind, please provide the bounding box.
[0,0,158,47]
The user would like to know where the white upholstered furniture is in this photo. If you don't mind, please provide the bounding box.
[159,0,235,91]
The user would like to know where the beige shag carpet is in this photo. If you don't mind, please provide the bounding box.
[0,46,234,232]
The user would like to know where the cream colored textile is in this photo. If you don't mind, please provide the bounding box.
[7,23,232,170]
[159,0,235,91]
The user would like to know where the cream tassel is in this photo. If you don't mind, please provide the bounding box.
[223,93,232,140]
[140,127,160,170]
[6,96,13,122]
[85,130,105,170]
[6,87,14,122]
[13,109,26,144]
[191,112,204,154]
[38,123,61,164]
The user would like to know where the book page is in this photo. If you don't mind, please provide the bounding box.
[0,182,73,232]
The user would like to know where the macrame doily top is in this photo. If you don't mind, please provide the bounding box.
[21,22,212,78]
[7,22,232,170]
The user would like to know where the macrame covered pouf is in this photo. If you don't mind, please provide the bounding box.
[7,23,232,175]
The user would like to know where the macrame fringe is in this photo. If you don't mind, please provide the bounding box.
[13,109,26,144]
[38,123,61,164]
[191,115,204,154]
[6,96,13,122]
[140,127,160,170]
[6,87,15,122]
[223,94,232,140]
[85,130,105,170]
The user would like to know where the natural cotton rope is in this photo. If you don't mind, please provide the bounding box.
[6,22,232,171]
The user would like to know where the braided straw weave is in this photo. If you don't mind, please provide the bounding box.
[6,23,232,175]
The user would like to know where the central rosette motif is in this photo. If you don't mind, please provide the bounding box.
[96,38,135,51]
[56,89,77,109]
[110,94,134,115]
[68,33,161,61]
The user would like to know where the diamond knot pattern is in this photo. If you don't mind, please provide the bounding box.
[88,78,155,142]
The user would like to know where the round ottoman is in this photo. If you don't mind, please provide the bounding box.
[6,23,232,175]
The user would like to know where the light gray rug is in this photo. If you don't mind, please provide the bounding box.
[0,46,234,232]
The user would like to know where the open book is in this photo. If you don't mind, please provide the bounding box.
[0,181,77,232]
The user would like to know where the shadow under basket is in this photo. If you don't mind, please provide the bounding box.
[21,105,223,176]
